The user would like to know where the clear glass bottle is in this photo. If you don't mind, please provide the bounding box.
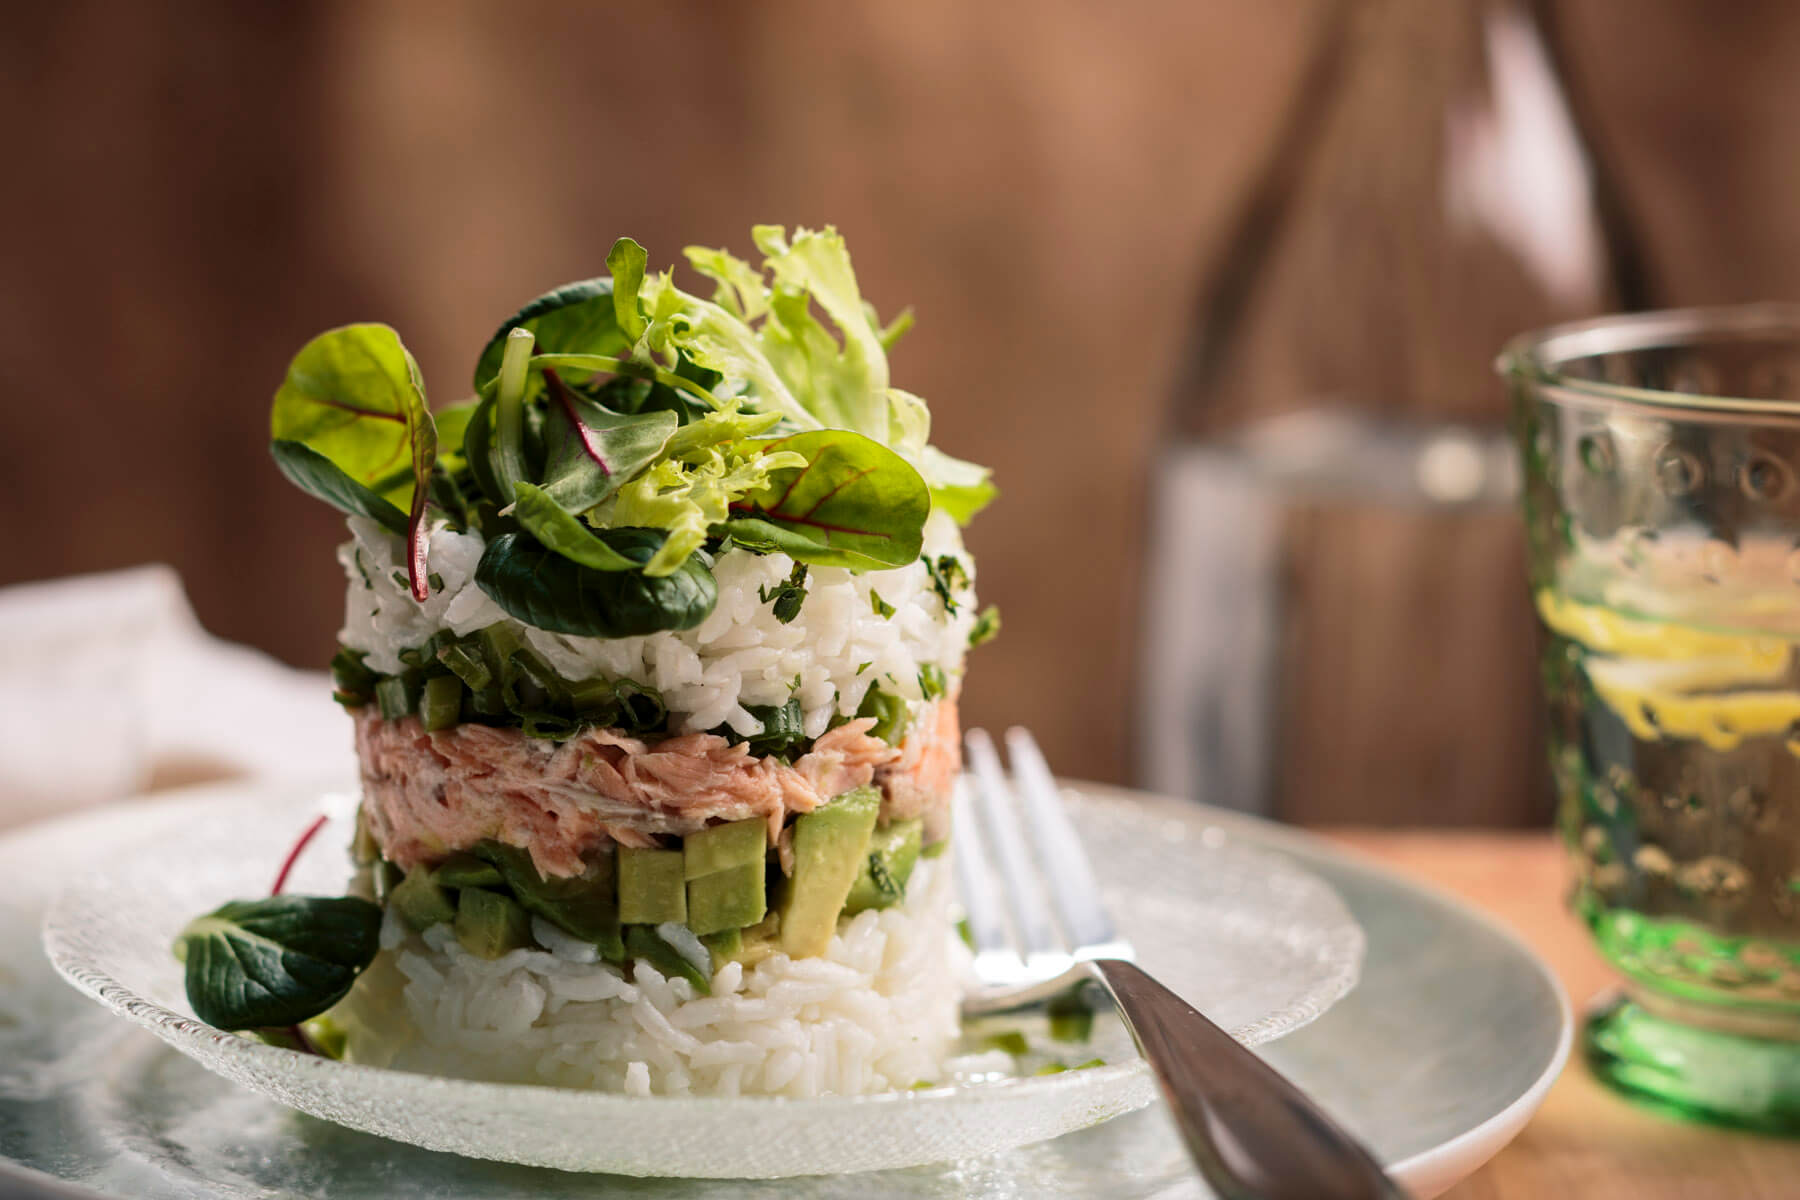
[1140,0,1652,824]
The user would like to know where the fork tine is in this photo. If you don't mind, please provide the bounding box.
[964,729,1062,960]
[949,776,1017,964]
[1004,727,1118,951]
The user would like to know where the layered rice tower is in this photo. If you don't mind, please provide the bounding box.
[331,513,977,1095]
[281,226,997,1096]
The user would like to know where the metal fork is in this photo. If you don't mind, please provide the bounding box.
[956,727,1406,1200]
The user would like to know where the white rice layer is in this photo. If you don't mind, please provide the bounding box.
[332,857,964,1097]
[337,512,976,740]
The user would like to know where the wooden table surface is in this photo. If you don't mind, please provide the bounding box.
[1323,830,1800,1199]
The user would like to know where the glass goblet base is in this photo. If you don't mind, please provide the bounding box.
[1585,989,1800,1134]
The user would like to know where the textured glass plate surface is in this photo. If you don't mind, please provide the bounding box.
[3,780,1568,1198]
[39,780,1363,1178]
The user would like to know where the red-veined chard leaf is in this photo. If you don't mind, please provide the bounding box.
[722,429,928,570]
[475,530,717,637]
[174,895,382,1031]
[538,368,678,512]
[270,323,437,599]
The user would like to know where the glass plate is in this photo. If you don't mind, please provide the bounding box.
[40,779,1363,1178]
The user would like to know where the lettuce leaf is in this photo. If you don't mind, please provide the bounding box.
[591,406,807,575]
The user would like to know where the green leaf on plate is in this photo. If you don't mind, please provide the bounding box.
[174,895,382,1031]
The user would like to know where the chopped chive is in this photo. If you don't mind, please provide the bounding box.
[870,590,895,619]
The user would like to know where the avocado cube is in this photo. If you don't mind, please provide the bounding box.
[686,861,767,935]
[432,852,504,889]
[683,818,767,880]
[391,864,456,931]
[843,818,923,915]
[618,847,686,924]
[779,786,880,958]
[453,887,532,959]
[700,926,743,965]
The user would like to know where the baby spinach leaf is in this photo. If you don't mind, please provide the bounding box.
[270,323,437,598]
[473,278,627,394]
[270,440,409,534]
[475,530,717,637]
[511,483,640,571]
[721,430,928,570]
[175,895,382,1031]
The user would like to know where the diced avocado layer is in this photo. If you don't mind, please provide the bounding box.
[687,860,767,935]
[779,786,880,958]
[391,865,456,931]
[454,887,532,959]
[619,847,687,924]
[432,852,504,889]
[844,818,923,915]
[373,790,938,971]
[684,817,767,879]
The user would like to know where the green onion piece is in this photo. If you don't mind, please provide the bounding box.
[477,623,524,678]
[522,713,579,740]
[1033,1062,1067,1076]
[420,675,464,731]
[503,647,570,715]
[329,647,379,708]
[437,640,493,690]
[565,676,616,715]
[375,676,412,721]
[1075,1058,1106,1070]
[614,679,667,730]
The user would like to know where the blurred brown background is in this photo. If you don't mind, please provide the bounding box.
[5,1,1799,823]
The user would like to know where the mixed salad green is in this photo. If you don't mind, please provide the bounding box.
[272,226,994,638]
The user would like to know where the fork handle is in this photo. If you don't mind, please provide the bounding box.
[1090,959,1409,1200]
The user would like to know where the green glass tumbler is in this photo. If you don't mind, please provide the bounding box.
[1501,306,1800,1131]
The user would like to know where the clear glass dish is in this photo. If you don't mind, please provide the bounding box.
[42,779,1364,1178]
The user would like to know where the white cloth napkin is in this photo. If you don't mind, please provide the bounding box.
[0,566,353,829]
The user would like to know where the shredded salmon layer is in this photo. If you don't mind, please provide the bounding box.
[355,696,960,879]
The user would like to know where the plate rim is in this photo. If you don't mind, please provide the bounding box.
[1071,781,1574,1195]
